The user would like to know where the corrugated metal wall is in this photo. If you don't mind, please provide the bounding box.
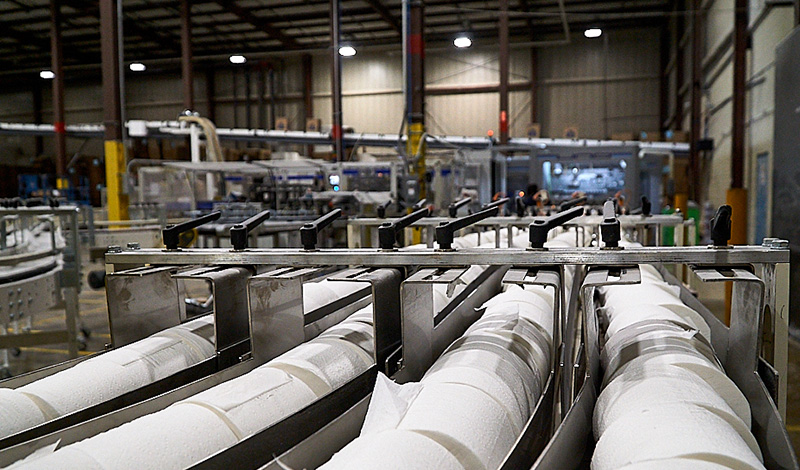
[0,26,661,158]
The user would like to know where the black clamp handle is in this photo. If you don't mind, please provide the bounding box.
[163,211,221,250]
[481,197,510,212]
[448,197,472,218]
[436,205,500,250]
[558,195,588,212]
[300,209,341,250]
[378,206,431,249]
[411,198,427,211]
[600,200,621,248]
[710,204,732,247]
[230,209,271,251]
[48,197,60,208]
[630,196,652,217]
[24,198,45,208]
[515,196,526,217]
[529,205,584,249]
[377,200,393,219]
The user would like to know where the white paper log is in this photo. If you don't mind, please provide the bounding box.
[605,354,751,428]
[69,403,238,470]
[7,447,106,470]
[594,374,746,441]
[319,429,464,470]
[592,403,764,470]
[657,303,712,341]
[318,320,376,357]
[605,305,695,341]
[266,337,373,397]
[324,280,365,298]
[431,345,539,414]
[398,382,518,470]
[422,365,527,434]
[618,458,737,469]
[602,349,720,388]
[303,281,338,312]
[0,389,48,439]
[181,366,318,438]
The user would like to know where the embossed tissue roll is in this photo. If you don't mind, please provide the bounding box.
[604,354,751,429]
[397,382,518,470]
[320,429,465,470]
[14,315,215,425]
[302,280,338,312]
[69,403,239,470]
[9,447,106,470]
[265,336,373,397]
[618,458,736,469]
[604,304,703,341]
[593,374,749,441]
[180,366,318,437]
[0,389,49,439]
[592,403,765,470]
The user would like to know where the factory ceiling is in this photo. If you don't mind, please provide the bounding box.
[0,0,671,70]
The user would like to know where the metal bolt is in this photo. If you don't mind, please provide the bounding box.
[126,242,140,250]
[773,239,790,249]
[107,245,122,253]
[762,237,777,247]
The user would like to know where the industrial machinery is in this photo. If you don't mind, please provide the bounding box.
[0,202,83,379]
[0,202,793,469]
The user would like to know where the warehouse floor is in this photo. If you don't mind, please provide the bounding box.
[4,258,800,455]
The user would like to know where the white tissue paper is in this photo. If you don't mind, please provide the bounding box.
[265,337,373,397]
[69,403,238,470]
[430,345,539,414]
[359,373,425,435]
[618,458,737,469]
[318,321,376,357]
[6,447,106,470]
[303,281,338,312]
[324,280,366,299]
[605,355,751,427]
[592,403,765,470]
[594,374,746,440]
[320,429,465,470]
[657,303,712,341]
[181,366,318,438]
[604,305,696,340]
[0,389,49,439]
[397,382,518,470]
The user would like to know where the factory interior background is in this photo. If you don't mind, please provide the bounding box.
[2,0,800,469]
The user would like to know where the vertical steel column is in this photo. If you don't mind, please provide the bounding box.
[689,0,703,201]
[205,68,216,123]
[499,0,509,144]
[258,64,266,129]
[659,23,670,132]
[406,0,426,199]
[180,0,193,111]
[303,54,314,156]
[330,0,344,162]
[731,0,747,191]
[50,0,67,189]
[32,84,43,156]
[245,67,252,131]
[530,48,538,124]
[269,66,277,129]
[100,0,128,221]
[675,1,685,130]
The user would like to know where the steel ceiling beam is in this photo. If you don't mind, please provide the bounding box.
[215,0,301,48]
[363,0,402,33]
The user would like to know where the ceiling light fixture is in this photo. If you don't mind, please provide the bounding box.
[584,28,602,38]
[338,45,356,57]
[39,70,55,79]
[229,54,247,64]
[454,35,472,48]
[129,62,146,72]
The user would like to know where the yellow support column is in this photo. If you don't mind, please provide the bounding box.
[407,122,426,245]
[104,140,129,222]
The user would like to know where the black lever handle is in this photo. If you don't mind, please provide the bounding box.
[300,209,341,250]
[558,195,588,212]
[600,200,621,248]
[377,200,393,219]
[162,211,221,250]
[515,196,526,217]
[48,197,60,208]
[436,206,500,250]
[529,205,584,249]
[481,197,510,211]
[710,204,732,247]
[24,198,45,208]
[641,196,651,217]
[448,197,472,218]
[411,198,427,211]
[230,209,271,251]
[378,206,430,249]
